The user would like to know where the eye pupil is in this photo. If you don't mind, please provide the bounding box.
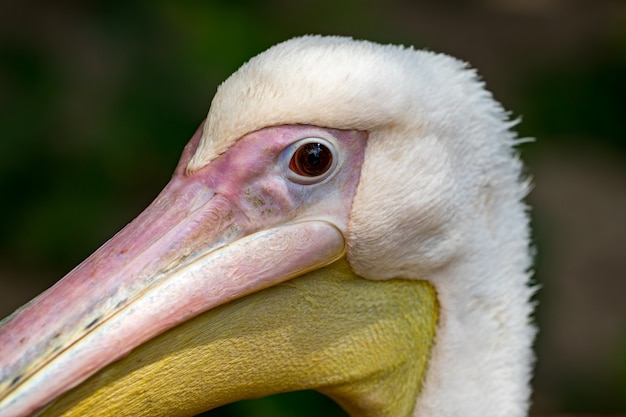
[289,143,333,177]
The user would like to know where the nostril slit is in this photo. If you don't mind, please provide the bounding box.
[85,317,101,330]
[10,375,21,387]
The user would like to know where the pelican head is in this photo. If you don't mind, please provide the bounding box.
[0,36,534,417]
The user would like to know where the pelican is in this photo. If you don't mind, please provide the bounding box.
[0,36,535,417]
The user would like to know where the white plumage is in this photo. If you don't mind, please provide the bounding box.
[192,36,536,417]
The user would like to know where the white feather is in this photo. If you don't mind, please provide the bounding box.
[190,35,535,417]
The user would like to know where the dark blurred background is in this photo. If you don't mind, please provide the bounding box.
[1,0,625,416]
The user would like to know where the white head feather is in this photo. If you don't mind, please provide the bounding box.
[190,36,535,417]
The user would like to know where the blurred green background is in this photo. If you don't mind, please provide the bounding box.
[1,0,625,415]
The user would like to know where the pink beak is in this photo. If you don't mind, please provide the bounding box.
[0,123,367,417]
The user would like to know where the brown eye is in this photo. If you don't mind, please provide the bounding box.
[289,142,333,177]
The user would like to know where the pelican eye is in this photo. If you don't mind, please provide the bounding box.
[285,138,338,184]
[290,142,333,177]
